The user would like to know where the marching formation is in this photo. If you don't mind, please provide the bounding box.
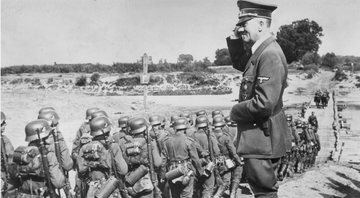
[1,105,321,198]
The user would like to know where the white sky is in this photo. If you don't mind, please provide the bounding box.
[1,0,360,66]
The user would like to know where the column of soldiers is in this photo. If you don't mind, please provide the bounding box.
[314,89,330,109]
[276,112,321,181]
[1,106,322,198]
[1,108,244,198]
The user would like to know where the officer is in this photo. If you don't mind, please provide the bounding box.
[38,110,73,171]
[118,117,162,198]
[227,0,291,197]
[1,111,15,196]
[16,119,67,197]
[160,117,204,198]
[212,116,242,198]
[191,115,221,198]
[308,112,318,132]
[113,116,130,144]
[77,116,128,197]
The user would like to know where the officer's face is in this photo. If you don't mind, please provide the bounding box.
[238,18,262,42]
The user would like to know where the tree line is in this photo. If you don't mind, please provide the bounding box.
[2,18,360,75]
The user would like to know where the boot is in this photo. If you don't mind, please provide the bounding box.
[230,182,239,198]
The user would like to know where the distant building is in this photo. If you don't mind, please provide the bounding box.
[137,54,153,64]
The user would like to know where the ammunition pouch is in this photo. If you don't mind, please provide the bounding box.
[204,161,215,177]
[216,156,235,174]
[125,165,149,186]
[83,144,102,161]
[95,176,119,198]
[167,159,192,185]
[13,146,39,165]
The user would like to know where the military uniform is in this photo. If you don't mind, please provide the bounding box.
[212,127,242,198]
[308,114,318,132]
[1,134,15,196]
[191,128,221,198]
[72,121,91,162]
[228,1,290,196]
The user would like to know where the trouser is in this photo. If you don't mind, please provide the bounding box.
[193,172,214,198]
[169,175,194,198]
[244,158,280,198]
[213,171,232,198]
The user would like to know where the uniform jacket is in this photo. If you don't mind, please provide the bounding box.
[228,36,291,158]
[213,129,241,165]
[161,132,204,175]
[191,128,221,157]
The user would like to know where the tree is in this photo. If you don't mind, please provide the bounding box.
[301,52,321,65]
[322,52,338,69]
[177,54,194,65]
[214,48,232,66]
[277,18,323,63]
[90,72,100,83]
[202,57,212,67]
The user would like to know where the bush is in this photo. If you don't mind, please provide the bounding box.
[90,72,100,83]
[31,78,41,86]
[114,76,140,86]
[149,75,164,85]
[332,68,348,81]
[10,78,23,84]
[75,75,87,86]
[165,75,174,84]
[47,78,54,84]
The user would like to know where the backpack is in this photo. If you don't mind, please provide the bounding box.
[13,146,45,178]
[82,141,109,170]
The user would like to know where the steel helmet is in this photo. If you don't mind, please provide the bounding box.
[86,107,100,120]
[38,111,60,126]
[38,107,55,115]
[90,110,108,121]
[90,116,112,137]
[173,117,188,130]
[211,110,223,118]
[195,115,208,128]
[179,113,190,118]
[196,110,207,117]
[1,111,6,123]
[212,115,225,127]
[118,116,130,128]
[128,117,148,135]
[170,115,180,125]
[25,119,52,142]
[149,115,161,126]
[160,116,166,127]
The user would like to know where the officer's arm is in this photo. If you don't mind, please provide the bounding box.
[225,137,242,165]
[231,50,286,123]
[226,37,250,72]
[48,152,66,189]
[110,143,128,176]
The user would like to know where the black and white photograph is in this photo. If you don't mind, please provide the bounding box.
[1,0,360,197]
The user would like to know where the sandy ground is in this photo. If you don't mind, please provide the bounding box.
[1,70,360,197]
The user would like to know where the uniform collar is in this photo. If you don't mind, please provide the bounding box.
[251,34,273,54]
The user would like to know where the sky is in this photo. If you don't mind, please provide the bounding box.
[1,0,360,67]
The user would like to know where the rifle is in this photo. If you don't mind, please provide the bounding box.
[1,134,9,191]
[36,129,59,198]
[205,127,224,186]
[146,127,162,198]
[52,128,73,198]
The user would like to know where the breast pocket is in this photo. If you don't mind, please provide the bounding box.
[239,76,254,101]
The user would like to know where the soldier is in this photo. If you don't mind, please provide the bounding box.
[118,117,162,198]
[166,115,180,135]
[191,115,221,198]
[149,115,169,152]
[160,117,205,198]
[196,110,207,117]
[113,116,130,144]
[14,119,67,197]
[72,107,100,164]
[180,113,196,137]
[77,116,128,198]
[211,110,223,118]
[212,116,242,198]
[37,110,73,171]
[39,107,56,115]
[308,112,318,132]
[224,116,237,142]
[1,111,15,197]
